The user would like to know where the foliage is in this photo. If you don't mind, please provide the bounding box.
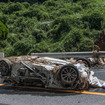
[82,10,103,30]
[13,39,32,55]
[30,40,50,53]
[3,2,24,14]
[0,21,8,40]
[0,0,105,56]
[79,38,94,51]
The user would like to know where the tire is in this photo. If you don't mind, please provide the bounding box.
[59,64,79,86]
[76,58,91,68]
[0,59,12,76]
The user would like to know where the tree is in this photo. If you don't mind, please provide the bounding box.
[0,21,8,40]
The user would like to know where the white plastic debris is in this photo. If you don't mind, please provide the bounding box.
[102,83,105,88]
[75,63,88,78]
[75,63,105,88]
[89,71,102,87]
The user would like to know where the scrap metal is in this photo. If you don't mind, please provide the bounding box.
[0,56,105,90]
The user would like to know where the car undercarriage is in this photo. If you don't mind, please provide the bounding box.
[0,56,105,90]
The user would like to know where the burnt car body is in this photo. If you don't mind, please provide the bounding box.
[0,56,89,90]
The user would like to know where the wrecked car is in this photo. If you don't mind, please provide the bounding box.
[0,56,105,90]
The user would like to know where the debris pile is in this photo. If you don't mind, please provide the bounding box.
[92,30,105,65]
[95,30,105,51]
[75,63,105,89]
[0,56,105,90]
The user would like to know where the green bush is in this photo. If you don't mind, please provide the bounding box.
[9,16,38,34]
[22,2,30,8]
[0,13,8,24]
[3,2,24,14]
[48,15,82,39]
[78,0,94,8]
[61,28,83,52]
[13,39,33,55]
[21,7,49,20]
[70,3,83,12]
[0,21,8,40]
[44,0,58,7]
[5,46,14,56]
[48,16,71,39]
[0,0,105,56]
[7,34,19,45]
[0,40,8,48]
[30,41,49,53]
[82,10,103,30]
[40,21,51,31]
[79,38,94,51]
[32,29,45,43]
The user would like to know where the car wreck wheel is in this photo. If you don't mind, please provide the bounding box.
[76,58,91,68]
[0,59,11,76]
[59,64,79,86]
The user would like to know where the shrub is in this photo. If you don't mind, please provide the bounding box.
[22,2,30,8]
[3,2,24,14]
[5,46,14,56]
[13,39,33,55]
[0,13,8,24]
[7,34,19,45]
[48,15,82,39]
[61,28,83,52]
[40,21,51,31]
[30,41,49,53]
[0,40,8,48]
[10,16,38,34]
[70,3,83,12]
[32,29,45,43]
[79,38,94,51]
[78,0,94,8]
[82,10,103,30]
[21,8,49,20]
[0,21,8,40]
[44,0,58,7]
